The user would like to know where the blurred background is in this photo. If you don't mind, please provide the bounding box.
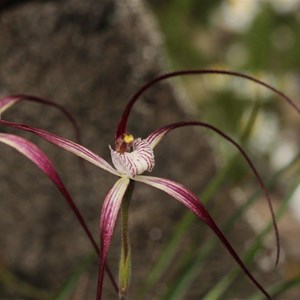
[149,0,300,298]
[150,0,300,160]
[0,0,299,299]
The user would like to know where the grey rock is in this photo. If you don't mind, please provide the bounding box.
[0,0,215,299]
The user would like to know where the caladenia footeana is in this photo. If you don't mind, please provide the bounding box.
[0,69,299,300]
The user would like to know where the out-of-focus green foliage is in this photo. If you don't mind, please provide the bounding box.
[150,0,219,67]
[148,1,300,299]
[150,0,300,137]
[150,0,300,175]
[150,1,300,70]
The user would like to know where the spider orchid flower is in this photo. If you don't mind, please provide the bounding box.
[1,70,299,300]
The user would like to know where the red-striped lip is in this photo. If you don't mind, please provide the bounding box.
[110,138,155,178]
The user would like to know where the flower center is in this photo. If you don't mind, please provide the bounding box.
[110,134,155,178]
[115,133,134,153]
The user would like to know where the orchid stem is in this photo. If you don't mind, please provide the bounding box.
[119,180,134,299]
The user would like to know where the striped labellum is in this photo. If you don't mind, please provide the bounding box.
[110,136,155,178]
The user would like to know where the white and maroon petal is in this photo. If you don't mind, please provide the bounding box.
[110,138,154,178]
[145,126,170,149]
[0,96,20,115]
[0,120,119,176]
[134,175,272,300]
[0,133,100,253]
[97,177,130,300]
[145,121,280,265]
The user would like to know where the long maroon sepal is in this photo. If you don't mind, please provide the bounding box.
[136,175,272,300]
[0,95,81,144]
[115,69,300,140]
[0,119,118,175]
[146,121,280,265]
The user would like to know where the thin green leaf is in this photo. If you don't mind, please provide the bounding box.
[248,273,300,300]
[201,173,300,300]
[161,153,300,300]
[53,252,96,300]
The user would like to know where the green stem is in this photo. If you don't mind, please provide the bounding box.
[119,180,134,299]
